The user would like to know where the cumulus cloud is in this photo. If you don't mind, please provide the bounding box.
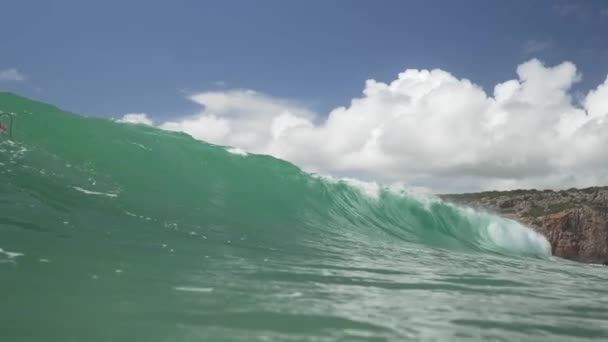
[117,113,154,126]
[0,68,27,81]
[150,59,608,193]
[160,90,316,153]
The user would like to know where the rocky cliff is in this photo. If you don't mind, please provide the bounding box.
[441,187,608,263]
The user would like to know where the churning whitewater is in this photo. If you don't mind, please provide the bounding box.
[2,92,608,341]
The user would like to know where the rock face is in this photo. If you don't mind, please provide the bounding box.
[441,187,608,263]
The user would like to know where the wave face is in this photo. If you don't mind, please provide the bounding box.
[2,93,607,342]
[0,94,550,258]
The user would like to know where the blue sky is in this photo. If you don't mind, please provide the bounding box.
[1,0,607,120]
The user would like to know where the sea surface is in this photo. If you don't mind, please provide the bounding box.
[1,92,608,341]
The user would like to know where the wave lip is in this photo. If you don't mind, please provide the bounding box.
[306,176,552,258]
[455,205,552,257]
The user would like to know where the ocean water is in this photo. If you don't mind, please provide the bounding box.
[1,92,607,341]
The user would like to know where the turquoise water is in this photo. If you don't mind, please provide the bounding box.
[1,92,607,341]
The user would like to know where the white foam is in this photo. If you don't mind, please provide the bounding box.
[341,178,381,199]
[127,141,151,151]
[387,182,442,209]
[226,147,248,156]
[125,211,153,221]
[0,247,24,259]
[311,174,382,199]
[73,186,118,198]
[310,173,337,183]
[312,174,438,202]
[173,286,214,293]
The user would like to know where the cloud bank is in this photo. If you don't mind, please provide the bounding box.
[121,59,608,193]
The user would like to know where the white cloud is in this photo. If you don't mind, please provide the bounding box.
[117,113,154,126]
[0,68,26,82]
[160,90,316,154]
[150,59,608,193]
[523,39,552,55]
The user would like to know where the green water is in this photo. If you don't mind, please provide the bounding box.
[1,92,607,341]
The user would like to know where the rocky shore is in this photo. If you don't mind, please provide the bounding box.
[441,187,608,263]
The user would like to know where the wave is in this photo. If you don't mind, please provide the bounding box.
[0,92,551,259]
